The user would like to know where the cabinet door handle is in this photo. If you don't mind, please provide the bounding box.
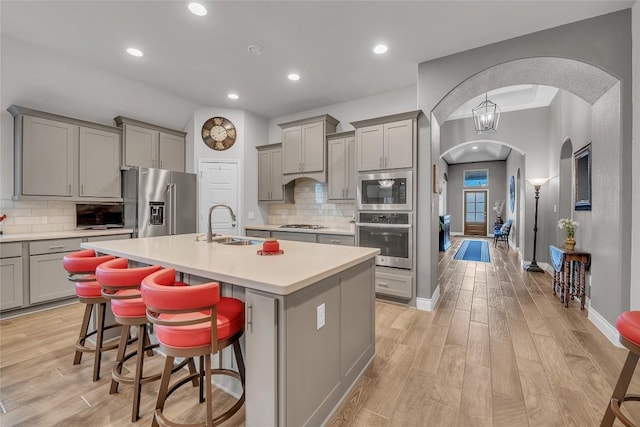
[331,240,340,244]
[377,281,389,288]
[384,156,388,168]
[379,157,383,168]
[49,245,65,249]
[160,160,164,168]
[81,184,84,195]
[247,303,253,332]
[68,184,72,195]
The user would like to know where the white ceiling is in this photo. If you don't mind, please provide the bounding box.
[442,85,559,164]
[0,1,634,120]
[447,85,559,121]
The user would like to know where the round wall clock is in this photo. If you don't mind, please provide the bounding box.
[201,117,236,151]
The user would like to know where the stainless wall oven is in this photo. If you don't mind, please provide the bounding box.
[357,171,412,211]
[357,212,412,269]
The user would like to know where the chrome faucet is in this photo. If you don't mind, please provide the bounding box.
[207,204,237,243]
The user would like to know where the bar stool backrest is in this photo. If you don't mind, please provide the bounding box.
[96,258,162,299]
[141,268,221,351]
[63,249,115,282]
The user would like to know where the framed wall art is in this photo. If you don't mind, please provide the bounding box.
[574,143,592,211]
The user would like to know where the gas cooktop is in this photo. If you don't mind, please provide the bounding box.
[279,224,326,230]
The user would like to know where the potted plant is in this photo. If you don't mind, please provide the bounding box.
[558,218,579,251]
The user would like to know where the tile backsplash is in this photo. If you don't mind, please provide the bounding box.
[0,179,354,234]
[267,179,355,228]
[0,199,76,234]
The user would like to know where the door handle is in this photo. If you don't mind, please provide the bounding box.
[247,304,253,332]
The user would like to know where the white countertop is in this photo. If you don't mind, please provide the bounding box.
[246,224,355,236]
[82,233,378,296]
[0,228,134,243]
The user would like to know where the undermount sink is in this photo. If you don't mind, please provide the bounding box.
[213,237,261,246]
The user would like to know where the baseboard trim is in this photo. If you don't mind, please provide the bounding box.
[588,305,623,348]
[416,286,440,311]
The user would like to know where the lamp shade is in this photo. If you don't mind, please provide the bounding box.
[526,177,550,188]
[472,94,500,134]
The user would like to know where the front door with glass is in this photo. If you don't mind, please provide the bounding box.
[464,190,487,236]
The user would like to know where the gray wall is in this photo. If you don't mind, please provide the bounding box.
[446,161,507,235]
[505,151,525,250]
[631,1,640,310]
[416,10,632,328]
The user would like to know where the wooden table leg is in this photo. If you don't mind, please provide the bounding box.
[564,259,570,307]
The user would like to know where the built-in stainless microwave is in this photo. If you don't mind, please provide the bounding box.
[357,171,412,211]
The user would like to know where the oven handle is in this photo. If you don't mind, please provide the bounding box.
[356,223,411,229]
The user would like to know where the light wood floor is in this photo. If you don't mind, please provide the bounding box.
[0,237,636,426]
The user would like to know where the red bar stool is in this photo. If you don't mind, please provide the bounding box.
[62,249,119,381]
[96,258,198,422]
[602,311,640,426]
[141,268,246,427]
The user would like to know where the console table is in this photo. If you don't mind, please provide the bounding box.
[549,245,591,309]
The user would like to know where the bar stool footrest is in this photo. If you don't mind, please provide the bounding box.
[156,368,244,427]
[75,323,121,355]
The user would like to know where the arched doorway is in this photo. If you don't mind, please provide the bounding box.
[417,56,627,335]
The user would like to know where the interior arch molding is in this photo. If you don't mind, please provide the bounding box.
[432,57,619,124]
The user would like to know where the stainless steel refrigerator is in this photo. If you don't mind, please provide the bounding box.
[123,168,197,238]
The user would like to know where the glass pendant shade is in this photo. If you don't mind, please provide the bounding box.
[472,94,501,134]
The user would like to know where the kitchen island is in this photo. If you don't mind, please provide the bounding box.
[82,233,379,426]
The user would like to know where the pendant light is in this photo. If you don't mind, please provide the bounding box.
[472,93,501,134]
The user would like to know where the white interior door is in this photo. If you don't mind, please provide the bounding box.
[198,160,240,236]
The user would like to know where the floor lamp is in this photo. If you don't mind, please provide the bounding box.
[525,177,550,272]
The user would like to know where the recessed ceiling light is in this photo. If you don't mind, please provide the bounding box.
[126,47,143,57]
[472,146,478,150]
[288,73,300,81]
[248,44,264,55]
[227,93,239,100]
[373,44,388,55]
[188,2,207,16]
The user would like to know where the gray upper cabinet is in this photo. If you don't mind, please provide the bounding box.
[124,125,157,169]
[79,126,121,198]
[21,115,78,197]
[352,111,420,172]
[115,116,186,172]
[159,132,185,172]
[257,144,284,202]
[278,114,338,183]
[327,131,356,201]
[9,105,122,201]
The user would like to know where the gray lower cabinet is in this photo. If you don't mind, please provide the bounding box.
[29,238,82,304]
[1,243,24,311]
[245,290,279,426]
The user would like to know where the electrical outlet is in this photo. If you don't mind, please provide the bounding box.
[317,303,325,330]
[248,211,254,220]
[553,204,557,213]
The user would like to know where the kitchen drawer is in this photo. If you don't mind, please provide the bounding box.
[1,242,23,258]
[246,229,271,239]
[30,238,82,255]
[271,231,317,243]
[317,234,354,246]
[375,271,412,299]
[85,234,131,242]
